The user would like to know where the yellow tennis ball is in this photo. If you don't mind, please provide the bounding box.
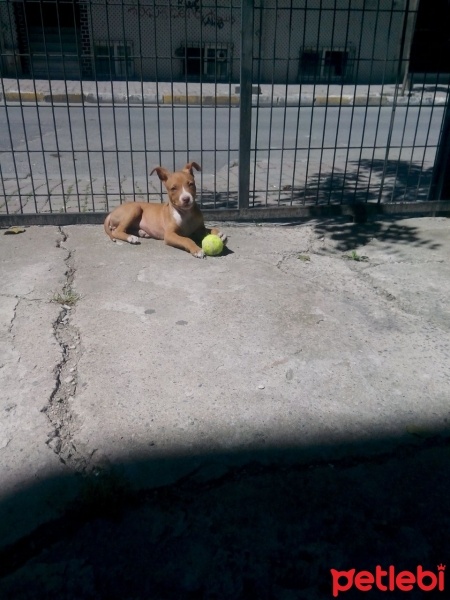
[202,234,224,256]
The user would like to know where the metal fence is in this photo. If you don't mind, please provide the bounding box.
[0,0,449,220]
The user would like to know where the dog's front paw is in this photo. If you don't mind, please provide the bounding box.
[127,235,140,244]
[138,229,150,238]
[216,230,227,245]
[192,249,206,259]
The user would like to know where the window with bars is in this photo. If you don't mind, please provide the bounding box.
[179,43,231,81]
[94,41,133,79]
[299,47,353,82]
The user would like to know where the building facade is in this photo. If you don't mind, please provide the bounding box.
[0,0,412,84]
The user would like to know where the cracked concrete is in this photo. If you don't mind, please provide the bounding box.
[0,227,81,546]
[0,217,449,578]
[43,228,87,471]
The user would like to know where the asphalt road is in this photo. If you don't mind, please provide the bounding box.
[0,104,443,182]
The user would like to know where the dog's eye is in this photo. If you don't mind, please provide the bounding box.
[188,181,194,187]
[171,186,177,191]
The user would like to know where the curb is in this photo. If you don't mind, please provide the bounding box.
[1,91,448,107]
[1,201,450,228]
[163,94,240,106]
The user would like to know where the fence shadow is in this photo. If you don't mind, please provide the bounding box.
[1,430,450,599]
[200,190,239,210]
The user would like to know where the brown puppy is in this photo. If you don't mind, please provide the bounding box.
[104,162,226,258]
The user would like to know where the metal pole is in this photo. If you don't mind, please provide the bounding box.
[430,102,450,200]
[238,0,253,210]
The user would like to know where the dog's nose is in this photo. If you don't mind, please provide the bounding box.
[181,195,191,205]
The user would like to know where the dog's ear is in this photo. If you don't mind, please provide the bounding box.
[183,162,201,175]
[150,166,170,182]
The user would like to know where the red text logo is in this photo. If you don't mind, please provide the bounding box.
[330,564,445,597]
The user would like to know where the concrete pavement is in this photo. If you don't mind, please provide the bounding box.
[1,78,449,106]
[0,216,450,596]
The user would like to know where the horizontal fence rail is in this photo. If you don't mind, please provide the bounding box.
[0,0,449,220]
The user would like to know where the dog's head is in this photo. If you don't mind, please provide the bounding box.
[151,162,201,210]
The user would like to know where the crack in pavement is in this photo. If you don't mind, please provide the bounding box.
[41,227,89,472]
[273,250,432,324]
[0,294,46,301]
[335,254,450,332]
[6,297,19,337]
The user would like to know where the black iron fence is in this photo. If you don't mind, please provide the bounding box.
[0,0,449,220]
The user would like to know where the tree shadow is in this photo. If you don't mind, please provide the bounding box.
[200,191,266,210]
[312,217,443,254]
[287,160,434,207]
[221,159,437,213]
[199,191,239,210]
[1,431,450,599]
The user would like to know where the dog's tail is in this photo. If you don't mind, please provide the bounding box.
[104,214,115,242]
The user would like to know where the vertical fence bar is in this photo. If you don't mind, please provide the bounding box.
[0,163,7,214]
[1,0,34,214]
[79,4,95,211]
[417,72,441,201]
[277,0,294,205]
[340,0,366,204]
[168,1,176,173]
[151,0,163,199]
[263,0,277,206]
[102,0,123,207]
[136,0,150,204]
[251,2,263,208]
[327,0,352,205]
[302,0,324,203]
[363,0,395,203]
[121,0,135,203]
[226,0,234,209]
[315,0,338,205]
[213,0,218,206]
[290,1,309,206]
[429,101,450,200]
[20,0,51,213]
[238,0,253,210]
[377,0,410,204]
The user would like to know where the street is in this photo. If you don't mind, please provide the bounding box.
[0,103,443,212]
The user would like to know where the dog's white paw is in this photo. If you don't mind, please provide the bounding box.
[193,249,206,259]
[217,231,227,245]
[138,229,150,238]
[127,235,140,244]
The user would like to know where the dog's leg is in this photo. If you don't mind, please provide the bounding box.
[209,227,227,245]
[164,231,205,258]
[192,224,227,246]
[107,204,144,244]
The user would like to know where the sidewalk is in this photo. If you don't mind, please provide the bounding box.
[1,78,449,106]
[0,217,449,597]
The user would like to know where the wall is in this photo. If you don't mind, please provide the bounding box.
[86,0,241,81]
[1,0,408,84]
[254,0,406,84]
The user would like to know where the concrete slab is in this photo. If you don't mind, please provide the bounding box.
[65,220,450,477]
[0,217,449,556]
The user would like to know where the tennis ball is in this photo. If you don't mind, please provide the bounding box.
[202,234,224,256]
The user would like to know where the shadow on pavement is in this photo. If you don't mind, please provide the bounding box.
[312,217,443,253]
[1,430,450,599]
[252,160,434,208]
